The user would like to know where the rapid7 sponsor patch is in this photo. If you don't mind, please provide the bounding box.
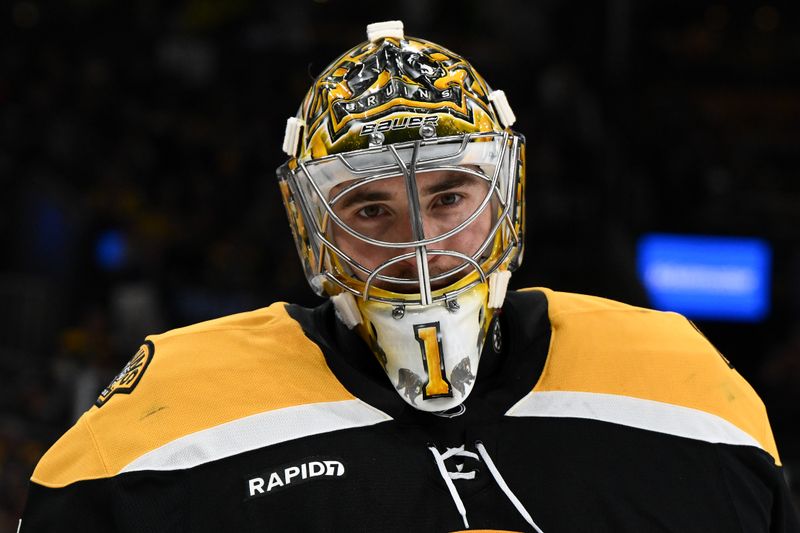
[245,457,346,499]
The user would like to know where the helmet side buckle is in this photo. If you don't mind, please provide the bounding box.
[283,117,305,157]
[488,270,512,308]
[488,90,516,128]
[332,292,363,329]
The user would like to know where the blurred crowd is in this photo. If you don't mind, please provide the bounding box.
[2,0,800,528]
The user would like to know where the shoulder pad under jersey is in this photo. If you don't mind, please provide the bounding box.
[31,302,390,488]
[507,288,780,465]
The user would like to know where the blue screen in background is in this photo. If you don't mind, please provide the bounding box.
[95,229,129,271]
[636,234,771,322]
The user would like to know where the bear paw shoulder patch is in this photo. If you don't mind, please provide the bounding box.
[96,340,154,407]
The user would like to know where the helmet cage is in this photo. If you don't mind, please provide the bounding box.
[277,131,525,306]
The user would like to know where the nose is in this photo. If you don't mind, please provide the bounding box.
[389,217,451,278]
[394,250,444,277]
[386,211,446,244]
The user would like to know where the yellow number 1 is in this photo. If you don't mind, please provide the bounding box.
[414,323,452,399]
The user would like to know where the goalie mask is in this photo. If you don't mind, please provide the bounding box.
[277,21,526,412]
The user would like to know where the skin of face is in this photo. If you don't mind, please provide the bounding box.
[330,167,493,291]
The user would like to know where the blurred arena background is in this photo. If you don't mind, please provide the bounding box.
[1,0,799,528]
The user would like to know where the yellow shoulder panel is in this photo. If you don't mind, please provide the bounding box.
[33,302,355,487]
[530,288,779,463]
[31,416,108,487]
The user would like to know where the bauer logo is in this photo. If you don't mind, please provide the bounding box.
[245,457,346,499]
[360,115,439,136]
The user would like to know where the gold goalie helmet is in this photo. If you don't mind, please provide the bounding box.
[277,21,525,413]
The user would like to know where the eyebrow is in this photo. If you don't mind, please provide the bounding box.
[421,174,477,195]
[335,189,394,210]
[333,173,479,210]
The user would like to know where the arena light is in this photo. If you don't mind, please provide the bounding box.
[637,233,771,321]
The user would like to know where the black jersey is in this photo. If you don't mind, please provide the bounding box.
[21,289,800,532]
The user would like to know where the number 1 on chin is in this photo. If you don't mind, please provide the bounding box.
[414,323,452,399]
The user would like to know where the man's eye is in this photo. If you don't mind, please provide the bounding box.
[358,205,385,218]
[437,193,461,207]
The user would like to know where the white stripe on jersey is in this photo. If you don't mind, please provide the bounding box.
[120,399,392,473]
[506,390,763,450]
